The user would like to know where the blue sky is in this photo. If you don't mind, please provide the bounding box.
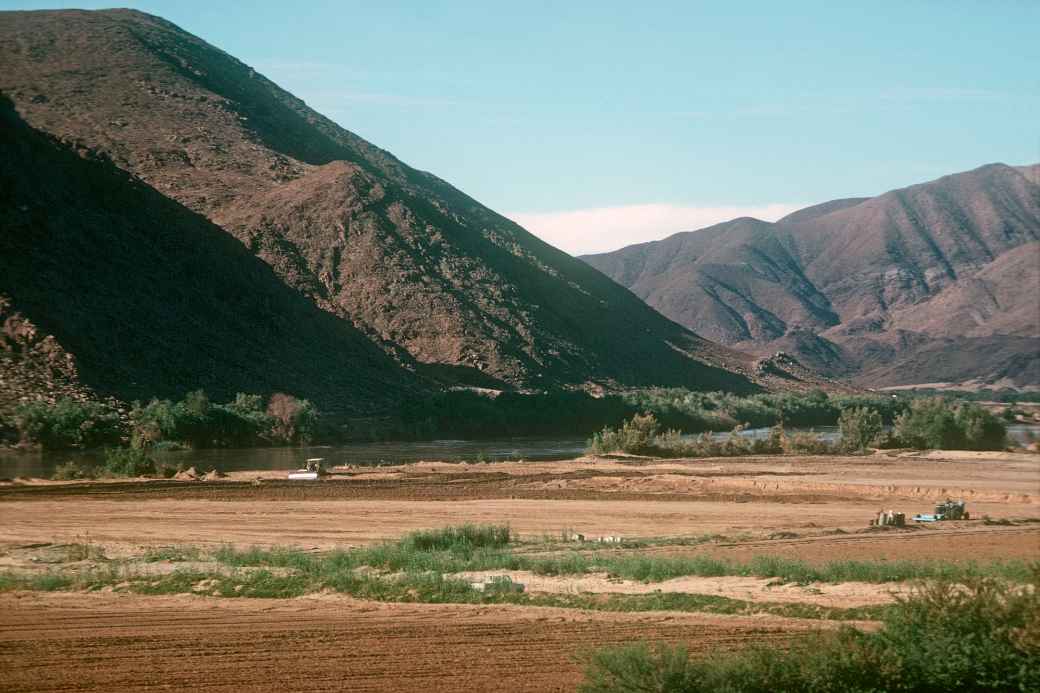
[3,1,1038,253]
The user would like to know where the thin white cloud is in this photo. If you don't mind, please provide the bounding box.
[507,203,803,256]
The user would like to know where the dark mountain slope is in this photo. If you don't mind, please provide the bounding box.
[0,95,420,412]
[585,164,1040,387]
[0,8,758,392]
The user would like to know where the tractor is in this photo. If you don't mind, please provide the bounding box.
[913,499,969,522]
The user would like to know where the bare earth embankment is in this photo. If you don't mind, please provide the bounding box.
[1,450,1037,691]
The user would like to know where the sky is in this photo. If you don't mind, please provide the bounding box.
[3,1,1038,254]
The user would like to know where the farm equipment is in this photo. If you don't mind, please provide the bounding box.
[871,510,906,527]
[287,458,325,481]
[913,499,969,523]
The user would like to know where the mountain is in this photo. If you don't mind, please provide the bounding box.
[0,94,421,414]
[583,164,1040,388]
[0,8,769,404]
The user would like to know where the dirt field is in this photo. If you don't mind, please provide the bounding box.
[1,450,1037,691]
[0,591,816,693]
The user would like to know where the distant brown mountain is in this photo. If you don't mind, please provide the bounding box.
[0,8,776,405]
[583,164,1040,388]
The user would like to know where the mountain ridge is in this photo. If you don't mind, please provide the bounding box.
[583,163,1040,387]
[1,8,805,405]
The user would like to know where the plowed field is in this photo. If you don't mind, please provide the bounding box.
[1,450,1036,691]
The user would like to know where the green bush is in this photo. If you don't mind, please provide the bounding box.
[838,406,883,452]
[588,416,839,459]
[129,391,299,449]
[405,524,512,553]
[894,398,1007,450]
[954,402,1007,450]
[99,447,156,477]
[13,399,122,449]
[587,413,661,455]
[580,571,1040,692]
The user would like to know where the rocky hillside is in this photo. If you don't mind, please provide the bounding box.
[584,164,1040,387]
[0,95,421,413]
[0,8,763,397]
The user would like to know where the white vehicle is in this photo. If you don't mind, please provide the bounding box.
[288,458,325,481]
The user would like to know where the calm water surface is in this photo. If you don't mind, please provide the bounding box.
[3,425,1037,479]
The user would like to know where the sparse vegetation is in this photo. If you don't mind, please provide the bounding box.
[1,526,1035,639]
[50,460,96,480]
[209,528,1033,586]
[586,415,839,457]
[392,389,909,441]
[580,571,1040,692]
[585,396,1012,457]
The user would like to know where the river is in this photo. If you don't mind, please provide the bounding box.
[2,425,1037,479]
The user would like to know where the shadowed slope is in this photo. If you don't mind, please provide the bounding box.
[0,95,420,412]
[0,8,758,392]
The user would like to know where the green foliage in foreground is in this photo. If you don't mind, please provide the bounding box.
[580,572,1040,692]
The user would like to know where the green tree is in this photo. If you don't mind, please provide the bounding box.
[838,406,883,452]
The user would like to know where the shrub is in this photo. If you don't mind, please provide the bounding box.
[580,571,1040,692]
[894,398,1007,450]
[838,406,883,452]
[99,447,156,477]
[129,398,179,448]
[954,402,1007,450]
[51,460,96,480]
[405,524,512,553]
[587,413,660,455]
[781,430,835,455]
[131,392,286,448]
[13,399,122,449]
[582,642,700,693]
[894,397,961,449]
[267,393,317,444]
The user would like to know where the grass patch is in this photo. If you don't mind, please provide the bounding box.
[0,571,75,591]
[141,546,203,563]
[406,524,511,552]
[1,525,1035,629]
[209,527,1034,586]
[0,563,885,621]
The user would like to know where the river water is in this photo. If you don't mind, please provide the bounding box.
[2,425,1037,479]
